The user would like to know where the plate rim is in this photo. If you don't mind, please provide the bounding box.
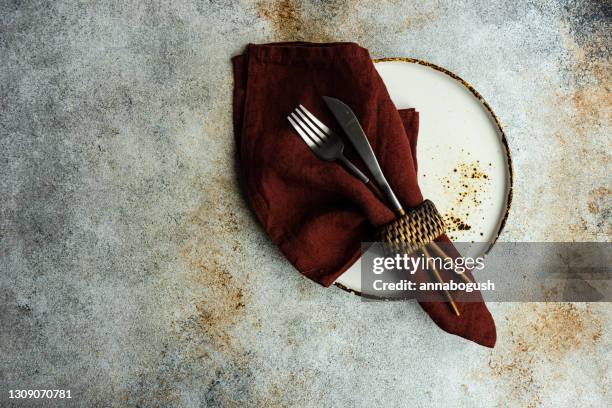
[334,57,514,295]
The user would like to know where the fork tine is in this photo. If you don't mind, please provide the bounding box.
[288,114,318,148]
[298,104,331,135]
[295,108,328,143]
[292,110,326,145]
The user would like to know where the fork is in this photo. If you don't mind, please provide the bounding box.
[287,104,374,186]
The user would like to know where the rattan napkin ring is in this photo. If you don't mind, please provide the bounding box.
[377,199,446,254]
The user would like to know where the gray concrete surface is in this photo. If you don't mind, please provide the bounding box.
[1,0,610,407]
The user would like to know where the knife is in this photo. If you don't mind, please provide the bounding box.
[323,96,405,216]
[324,96,465,315]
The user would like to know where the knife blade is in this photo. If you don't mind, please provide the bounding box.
[323,96,404,215]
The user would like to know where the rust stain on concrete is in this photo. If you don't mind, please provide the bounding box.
[585,186,612,237]
[485,303,603,407]
[561,33,611,137]
[256,0,336,42]
[178,174,251,353]
[399,0,446,31]
[255,0,422,43]
[191,259,246,350]
[168,174,268,405]
[587,187,611,215]
[533,23,611,241]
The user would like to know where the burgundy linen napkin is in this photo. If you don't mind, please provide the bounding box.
[232,42,496,347]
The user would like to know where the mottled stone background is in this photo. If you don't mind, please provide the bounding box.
[1,0,610,407]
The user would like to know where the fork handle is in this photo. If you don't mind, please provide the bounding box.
[364,180,385,201]
[338,155,388,203]
[338,155,369,184]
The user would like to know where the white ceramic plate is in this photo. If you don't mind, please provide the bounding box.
[335,58,512,295]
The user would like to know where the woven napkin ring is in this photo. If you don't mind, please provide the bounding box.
[377,199,447,254]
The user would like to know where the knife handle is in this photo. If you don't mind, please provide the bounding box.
[380,183,405,216]
[367,178,405,216]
